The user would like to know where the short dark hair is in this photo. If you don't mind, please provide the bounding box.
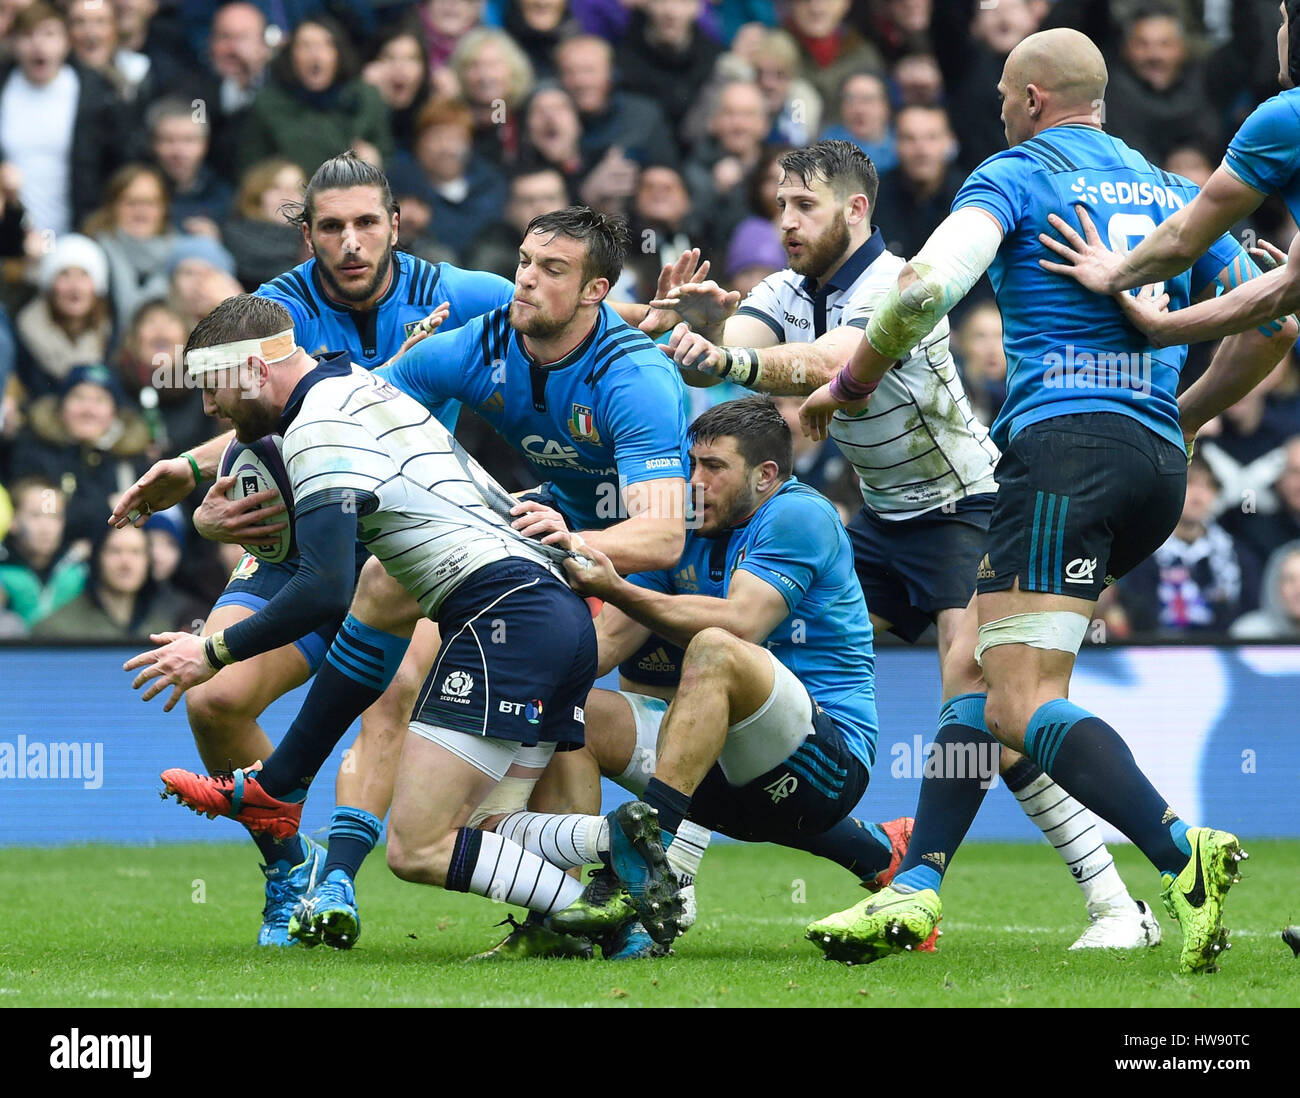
[271,14,359,87]
[284,150,398,230]
[689,396,793,481]
[778,140,879,212]
[185,294,293,357]
[523,206,629,289]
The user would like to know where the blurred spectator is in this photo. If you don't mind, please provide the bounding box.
[464,164,568,277]
[0,157,27,257]
[627,164,701,297]
[616,0,724,142]
[449,27,534,168]
[237,15,394,179]
[518,83,590,194]
[782,0,882,108]
[872,103,961,260]
[1118,455,1243,635]
[750,28,821,147]
[202,2,272,178]
[684,79,770,252]
[111,0,198,99]
[1230,541,1300,640]
[892,51,944,107]
[84,163,179,332]
[724,215,786,297]
[951,299,1006,428]
[774,394,859,519]
[32,521,185,640]
[0,2,123,235]
[221,158,308,291]
[7,363,151,547]
[140,505,210,631]
[502,0,578,81]
[13,233,112,400]
[1103,2,1219,164]
[389,98,508,261]
[1164,141,1216,188]
[362,21,432,157]
[707,2,780,44]
[114,299,216,459]
[148,97,232,238]
[820,70,896,173]
[165,235,241,329]
[67,0,135,100]
[0,477,87,629]
[418,0,487,73]
[556,35,678,168]
[869,0,934,65]
[944,0,1045,171]
[1223,436,1300,600]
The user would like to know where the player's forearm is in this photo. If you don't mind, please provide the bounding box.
[186,431,236,478]
[1178,317,1299,437]
[747,342,839,395]
[580,514,685,574]
[1147,264,1300,348]
[603,579,760,648]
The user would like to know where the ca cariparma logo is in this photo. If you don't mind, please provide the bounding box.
[568,403,599,443]
[765,772,798,803]
[441,671,475,702]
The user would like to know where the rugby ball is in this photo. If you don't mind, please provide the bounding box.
[219,434,295,563]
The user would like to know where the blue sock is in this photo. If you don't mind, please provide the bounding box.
[788,817,893,881]
[641,778,690,847]
[1023,698,1190,876]
[258,616,409,798]
[253,829,306,869]
[893,693,996,895]
[322,805,384,880]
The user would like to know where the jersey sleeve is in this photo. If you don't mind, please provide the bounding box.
[737,492,837,611]
[1222,94,1300,198]
[377,318,485,413]
[626,567,675,594]
[255,278,314,339]
[445,266,515,321]
[951,151,1032,236]
[732,274,788,341]
[599,362,687,488]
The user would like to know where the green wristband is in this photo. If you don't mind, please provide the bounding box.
[182,452,203,489]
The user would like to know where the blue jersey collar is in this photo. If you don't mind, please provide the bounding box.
[278,351,354,431]
[800,228,885,298]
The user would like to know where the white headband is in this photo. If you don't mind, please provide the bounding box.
[185,329,297,378]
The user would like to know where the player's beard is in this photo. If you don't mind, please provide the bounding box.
[317,246,394,306]
[788,212,851,280]
[702,481,759,536]
[509,297,580,341]
[231,396,281,443]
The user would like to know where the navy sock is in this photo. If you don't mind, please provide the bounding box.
[787,817,893,881]
[322,805,384,879]
[258,616,409,798]
[253,829,306,868]
[1000,755,1045,793]
[642,778,691,845]
[893,693,997,895]
[1023,699,1190,876]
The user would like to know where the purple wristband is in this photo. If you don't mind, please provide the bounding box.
[828,363,879,404]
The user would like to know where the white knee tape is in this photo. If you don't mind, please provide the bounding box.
[973,611,1090,666]
[615,691,668,796]
[468,776,539,827]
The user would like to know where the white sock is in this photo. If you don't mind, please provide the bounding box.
[1014,772,1131,909]
[494,811,607,869]
[665,819,711,882]
[467,830,585,914]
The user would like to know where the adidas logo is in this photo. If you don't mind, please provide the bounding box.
[639,647,676,670]
[1162,807,1179,826]
[673,564,699,592]
[977,554,995,580]
[922,851,947,871]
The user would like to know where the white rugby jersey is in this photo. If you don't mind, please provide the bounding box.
[282,357,563,616]
[736,230,999,519]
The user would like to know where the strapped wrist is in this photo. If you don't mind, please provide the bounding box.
[720,347,761,388]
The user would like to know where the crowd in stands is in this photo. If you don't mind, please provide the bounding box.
[0,0,1297,642]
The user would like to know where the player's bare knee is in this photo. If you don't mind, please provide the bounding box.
[983,689,1030,746]
[386,827,445,885]
[185,677,258,737]
[682,626,741,680]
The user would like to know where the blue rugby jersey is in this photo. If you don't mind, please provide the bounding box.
[379,301,688,530]
[630,479,879,768]
[1223,89,1300,228]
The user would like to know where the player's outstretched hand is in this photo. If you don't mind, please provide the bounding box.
[510,497,570,541]
[799,383,842,441]
[651,280,742,333]
[1038,205,1124,295]
[124,632,217,712]
[640,248,716,334]
[1113,282,1171,346]
[1249,238,1288,272]
[667,321,725,374]
[109,457,197,529]
[561,541,619,598]
[385,301,451,365]
[193,475,287,547]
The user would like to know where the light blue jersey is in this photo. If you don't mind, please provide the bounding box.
[379,302,688,530]
[953,124,1245,452]
[256,253,514,431]
[630,479,879,768]
[1223,89,1300,227]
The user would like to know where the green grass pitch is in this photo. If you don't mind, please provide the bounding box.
[6,839,1298,1008]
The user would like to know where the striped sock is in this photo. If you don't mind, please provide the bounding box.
[493,811,606,869]
[1003,758,1130,908]
[446,828,584,914]
[322,805,384,880]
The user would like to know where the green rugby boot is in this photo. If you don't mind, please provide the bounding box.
[805,886,942,966]
[1160,828,1248,974]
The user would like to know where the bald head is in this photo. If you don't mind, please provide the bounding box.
[998,28,1107,145]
